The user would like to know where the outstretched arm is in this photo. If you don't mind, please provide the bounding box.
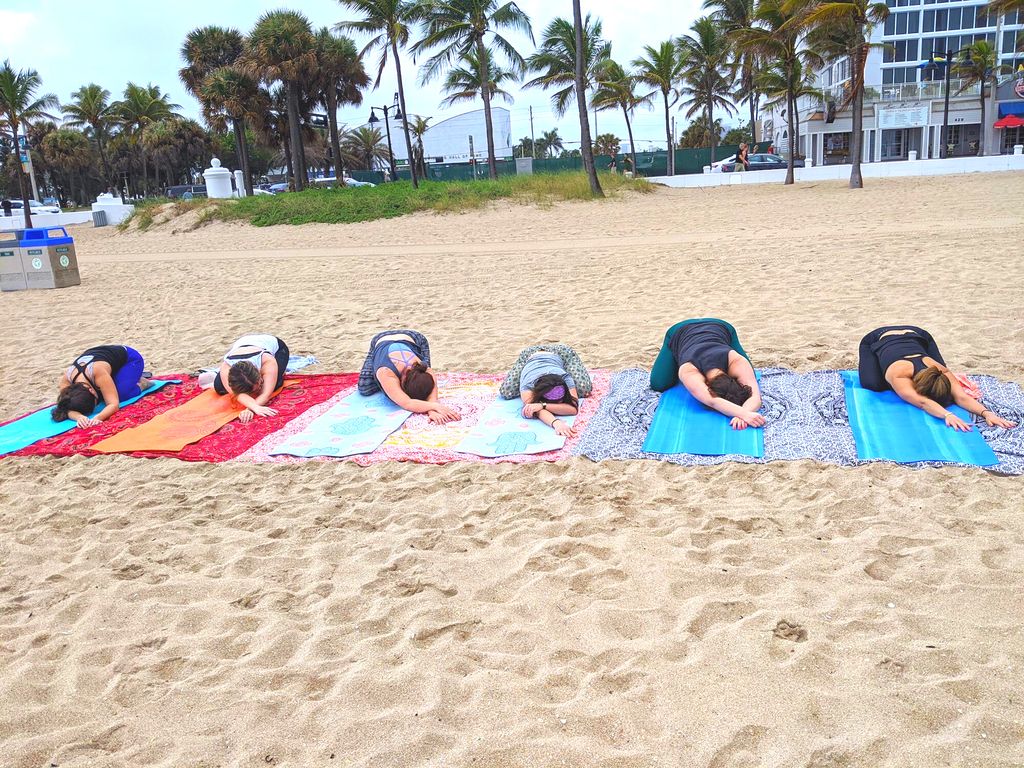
[379,370,460,423]
[891,377,971,431]
[949,374,1016,429]
[680,367,764,430]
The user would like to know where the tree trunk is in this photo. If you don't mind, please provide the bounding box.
[663,90,673,176]
[283,134,294,189]
[285,81,306,191]
[392,41,419,188]
[708,99,716,158]
[623,104,638,176]
[978,86,986,156]
[477,37,499,180]
[232,118,254,195]
[749,72,758,145]
[327,90,345,185]
[573,0,603,196]
[849,42,865,189]
[793,96,801,160]
[785,88,796,185]
[95,127,111,192]
[141,143,149,197]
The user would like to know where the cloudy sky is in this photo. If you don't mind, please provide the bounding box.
[1,0,723,152]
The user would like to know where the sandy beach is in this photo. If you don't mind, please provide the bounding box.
[1,172,1023,767]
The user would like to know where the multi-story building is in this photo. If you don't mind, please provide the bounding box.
[764,0,1024,165]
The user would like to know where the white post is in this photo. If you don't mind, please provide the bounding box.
[1014,144,1023,156]
[233,170,247,198]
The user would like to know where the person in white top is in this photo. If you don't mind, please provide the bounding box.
[210,334,290,423]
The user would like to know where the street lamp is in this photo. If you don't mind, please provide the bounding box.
[368,93,401,181]
[923,47,974,159]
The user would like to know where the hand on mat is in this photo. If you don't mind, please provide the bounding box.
[984,412,1016,429]
[428,405,461,425]
[944,412,972,432]
[75,416,101,429]
[522,403,544,419]
[552,420,575,438]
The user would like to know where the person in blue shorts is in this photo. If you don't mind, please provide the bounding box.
[53,345,151,427]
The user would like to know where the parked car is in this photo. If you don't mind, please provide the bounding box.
[343,176,376,188]
[166,184,208,199]
[268,182,290,194]
[9,199,62,214]
[721,153,806,172]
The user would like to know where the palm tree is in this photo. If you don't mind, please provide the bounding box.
[0,60,58,226]
[180,25,258,195]
[632,41,686,175]
[592,60,643,176]
[114,83,181,196]
[408,115,431,177]
[985,0,1024,14]
[247,10,317,191]
[414,0,533,180]
[797,0,888,188]
[755,56,821,162]
[41,128,94,205]
[539,127,563,158]
[440,47,516,108]
[62,83,116,188]
[735,0,807,183]
[337,0,422,187]
[678,17,737,158]
[955,41,1000,156]
[704,0,760,143]
[524,15,610,118]
[571,0,602,195]
[313,27,369,182]
[344,125,392,170]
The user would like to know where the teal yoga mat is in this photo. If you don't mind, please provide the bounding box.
[456,396,576,457]
[841,371,997,465]
[267,390,411,458]
[0,379,179,457]
[642,382,764,458]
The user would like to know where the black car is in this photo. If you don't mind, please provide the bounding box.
[721,153,806,172]
[165,184,208,199]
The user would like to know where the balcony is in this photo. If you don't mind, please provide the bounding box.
[801,78,983,116]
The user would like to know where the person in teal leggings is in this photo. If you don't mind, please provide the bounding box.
[650,318,765,430]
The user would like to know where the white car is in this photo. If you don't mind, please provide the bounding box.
[9,199,62,214]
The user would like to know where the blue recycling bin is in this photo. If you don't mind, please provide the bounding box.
[20,226,80,289]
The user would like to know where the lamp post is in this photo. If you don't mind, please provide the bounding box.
[923,48,974,159]
[368,93,402,181]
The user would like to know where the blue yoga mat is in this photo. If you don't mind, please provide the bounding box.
[267,390,411,458]
[642,381,764,458]
[0,379,179,457]
[841,371,998,466]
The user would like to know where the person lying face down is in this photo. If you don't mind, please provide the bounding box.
[357,330,460,425]
[497,344,594,437]
[210,334,290,424]
[651,319,765,431]
[53,345,152,428]
[858,325,1016,432]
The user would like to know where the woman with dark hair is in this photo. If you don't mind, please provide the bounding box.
[499,344,593,437]
[858,326,1015,432]
[358,330,460,424]
[650,319,764,430]
[210,334,289,424]
[53,345,151,426]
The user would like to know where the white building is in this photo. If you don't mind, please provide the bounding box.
[371,107,513,164]
[765,1,1024,165]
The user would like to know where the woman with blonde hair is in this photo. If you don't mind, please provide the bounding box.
[857,325,1015,431]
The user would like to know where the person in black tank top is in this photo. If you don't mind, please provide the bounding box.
[857,326,1016,431]
[53,345,150,427]
[658,319,766,430]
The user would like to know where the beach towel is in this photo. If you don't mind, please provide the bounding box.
[0,379,179,457]
[456,395,577,457]
[240,369,612,465]
[841,371,998,466]
[266,389,412,458]
[12,373,355,461]
[642,378,763,458]
[575,368,1024,474]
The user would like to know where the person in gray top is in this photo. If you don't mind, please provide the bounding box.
[499,344,592,437]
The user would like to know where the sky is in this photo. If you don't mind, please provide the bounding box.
[0,0,722,152]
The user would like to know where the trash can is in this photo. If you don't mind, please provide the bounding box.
[20,227,81,289]
[1,229,27,291]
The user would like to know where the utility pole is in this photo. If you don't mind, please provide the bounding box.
[671,116,677,175]
[530,106,536,159]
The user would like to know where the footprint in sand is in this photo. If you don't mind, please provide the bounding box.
[772,619,808,643]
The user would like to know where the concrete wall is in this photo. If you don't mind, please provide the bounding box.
[649,152,1024,189]
[0,211,94,231]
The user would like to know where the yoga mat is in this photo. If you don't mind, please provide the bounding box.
[266,389,411,458]
[841,371,998,466]
[0,380,179,457]
[456,395,576,457]
[92,382,292,454]
[13,373,356,462]
[642,381,764,458]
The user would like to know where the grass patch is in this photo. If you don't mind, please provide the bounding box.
[213,172,653,227]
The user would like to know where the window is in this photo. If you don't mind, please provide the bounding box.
[960,6,974,29]
[947,7,961,29]
[885,14,895,34]
[1005,30,1018,52]
[923,9,934,31]
[935,8,947,30]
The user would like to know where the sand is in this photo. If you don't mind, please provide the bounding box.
[1,172,1023,767]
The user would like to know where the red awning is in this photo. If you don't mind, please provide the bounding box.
[994,115,1024,129]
